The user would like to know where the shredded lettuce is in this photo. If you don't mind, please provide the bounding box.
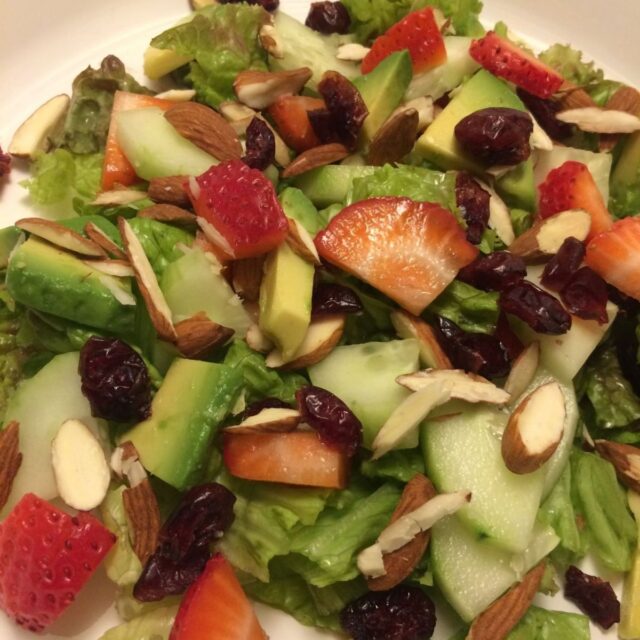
[507,606,590,640]
[99,605,178,640]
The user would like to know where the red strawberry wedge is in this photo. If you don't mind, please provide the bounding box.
[190,160,288,259]
[315,197,478,315]
[361,8,447,74]
[0,494,115,632]
[169,554,267,640]
[470,32,564,99]
[538,160,613,240]
[585,217,640,301]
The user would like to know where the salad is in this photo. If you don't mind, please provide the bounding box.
[1,0,640,638]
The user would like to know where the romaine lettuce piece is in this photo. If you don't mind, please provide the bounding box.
[507,606,590,639]
[360,448,425,483]
[99,605,178,640]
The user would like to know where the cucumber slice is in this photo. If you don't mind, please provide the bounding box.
[291,165,375,208]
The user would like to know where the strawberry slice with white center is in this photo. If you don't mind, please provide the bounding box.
[585,217,640,301]
[315,197,478,315]
[470,32,564,99]
[169,554,267,640]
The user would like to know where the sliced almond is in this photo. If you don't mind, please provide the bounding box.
[501,382,565,474]
[0,422,22,512]
[594,440,640,494]
[16,218,105,257]
[529,114,554,151]
[231,256,265,302]
[371,381,452,460]
[148,175,191,207]
[164,102,243,161]
[110,441,147,488]
[259,23,284,59]
[174,312,234,358]
[503,342,540,401]
[266,314,345,369]
[246,322,274,353]
[281,143,349,178]
[556,107,640,134]
[337,43,370,61]
[51,419,110,511]
[219,101,258,135]
[97,275,136,306]
[91,189,148,206]
[234,68,312,110]
[84,222,127,260]
[259,115,292,167]
[9,94,70,159]
[367,108,419,166]
[119,217,177,342]
[476,180,515,247]
[390,310,452,369]
[224,407,302,434]
[197,217,235,259]
[123,479,161,565]
[466,563,545,640]
[154,89,197,102]
[600,86,640,151]
[508,208,591,260]
[557,81,597,110]
[138,204,196,226]
[286,218,321,264]
[397,369,510,405]
[82,259,134,278]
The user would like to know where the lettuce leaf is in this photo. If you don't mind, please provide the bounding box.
[506,606,590,640]
[413,0,484,37]
[99,604,178,640]
[360,448,425,483]
[151,5,269,107]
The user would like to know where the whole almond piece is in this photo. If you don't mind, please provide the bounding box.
[0,422,22,512]
[466,563,545,640]
[234,68,312,110]
[391,310,452,369]
[84,222,127,260]
[148,175,191,207]
[594,440,640,493]
[501,382,565,474]
[282,143,349,178]
[165,102,242,161]
[367,108,419,166]
[174,312,234,358]
[123,479,161,565]
[138,204,196,226]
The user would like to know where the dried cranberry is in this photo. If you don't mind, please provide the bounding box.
[455,172,490,244]
[305,1,351,34]
[308,108,341,144]
[296,385,362,456]
[434,94,451,109]
[240,397,291,421]
[564,566,620,629]
[79,336,151,422]
[458,251,526,291]
[560,267,609,324]
[516,89,573,140]
[541,237,585,291]
[317,71,368,150]
[242,117,275,171]
[312,282,363,315]
[500,281,571,334]
[454,107,533,166]
[495,311,524,360]
[218,0,278,10]
[341,586,436,640]
[134,483,236,602]
[0,146,10,178]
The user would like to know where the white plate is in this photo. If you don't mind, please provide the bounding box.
[0,1,635,638]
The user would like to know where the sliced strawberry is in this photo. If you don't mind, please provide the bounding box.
[102,91,174,191]
[170,554,267,640]
[585,217,640,301]
[469,32,564,99]
[538,160,613,240]
[189,159,288,259]
[266,95,325,153]
[315,197,478,315]
[361,8,446,74]
[0,493,115,632]
[223,431,349,489]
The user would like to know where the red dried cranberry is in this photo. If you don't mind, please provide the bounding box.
[541,237,585,291]
[240,397,291,421]
[341,586,436,640]
[305,1,351,34]
[564,565,620,629]
[242,117,275,171]
[0,146,10,178]
[495,311,524,360]
[560,267,609,324]
[134,483,236,602]
[317,71,368,150]
[458,251,526,291]
[308,108,341,144]
[455,172,490,244]
[79,336,151,422]
[454,107,533,166]
[312,282,363,315]
[500,281,571,334]
[218,0,278,10]
[516,89,573,141]
[296,385,362,456]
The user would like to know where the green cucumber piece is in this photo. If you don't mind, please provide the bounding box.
[291,165,375,207]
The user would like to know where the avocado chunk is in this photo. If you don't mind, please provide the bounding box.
[611,130,640,213]
[495,158,536,211]
[0,227,21,269]
[259,242,314,360]
[354,51,413,145]
[279,187,322,234]
[6,238,134,334]
[291,165,375,207]
[121,358,242,490]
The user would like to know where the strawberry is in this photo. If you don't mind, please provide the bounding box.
[585,216,640,301]
[266,95,325,153]
[538,160,613,239]
[0,494,115,632]
[223,431,349,489]
[361,8,447,74]
[189,160,288,259]
[170,554,267,640]
[315,197,478,315]
[469,32,564,99]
